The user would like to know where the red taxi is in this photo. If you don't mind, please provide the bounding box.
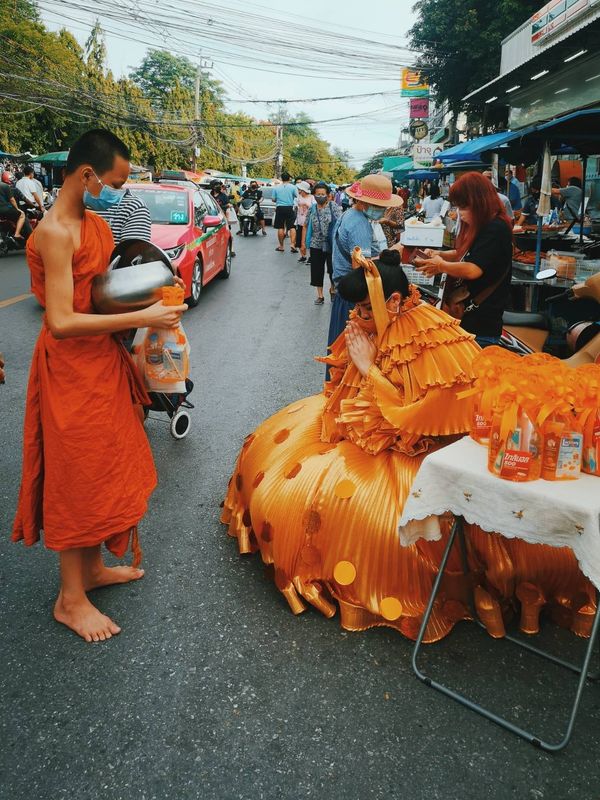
[129,183,232,306]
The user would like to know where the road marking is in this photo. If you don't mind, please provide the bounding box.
[0,292,33,309]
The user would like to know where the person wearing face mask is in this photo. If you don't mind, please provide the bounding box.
[328,174,403,346]
[12,129,187,644]
[305,181,342,304]
[86,161,151,244]
[222,246,481,641]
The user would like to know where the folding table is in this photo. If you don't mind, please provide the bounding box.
[398,436,600,752]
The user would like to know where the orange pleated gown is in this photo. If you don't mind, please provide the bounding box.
[223,286,595,641]
[12,212,157,561]
[223,288,483,641]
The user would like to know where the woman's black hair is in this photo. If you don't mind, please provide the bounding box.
[429,183,440,200]
[569,176,582,188]
[312,181,329,194]
[337,249,409,303]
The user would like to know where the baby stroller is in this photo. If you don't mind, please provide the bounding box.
[110,239,195,440]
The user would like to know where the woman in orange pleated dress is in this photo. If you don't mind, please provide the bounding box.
[223,247,595,642]
[223,248,482,641]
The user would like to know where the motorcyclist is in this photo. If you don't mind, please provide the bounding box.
[239,180,266,235]
[0,171,29,241]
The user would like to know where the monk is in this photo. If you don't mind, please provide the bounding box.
[12,129,187,643]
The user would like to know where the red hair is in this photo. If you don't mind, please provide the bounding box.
[449,172,513,256]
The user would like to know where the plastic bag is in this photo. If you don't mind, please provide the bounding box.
[131,286,190,394]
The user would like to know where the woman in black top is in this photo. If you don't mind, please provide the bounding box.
[415,171,513,347]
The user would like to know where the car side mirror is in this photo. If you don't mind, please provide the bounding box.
[203,214,222,228]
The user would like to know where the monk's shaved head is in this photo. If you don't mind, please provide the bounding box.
[66,129,130,176]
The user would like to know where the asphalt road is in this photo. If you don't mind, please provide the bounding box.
[1,236,600,800]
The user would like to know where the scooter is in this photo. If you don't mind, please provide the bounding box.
[238,198,260,236]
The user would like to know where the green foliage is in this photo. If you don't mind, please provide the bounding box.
[356,148,403,179]
[409,0,541,116]
[0,6,354,180]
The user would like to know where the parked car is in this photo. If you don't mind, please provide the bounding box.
[259,186,276,225]
[128,183,232,307]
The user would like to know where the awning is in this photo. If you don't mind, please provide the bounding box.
[436,130,523,163]
[32,151,68,164]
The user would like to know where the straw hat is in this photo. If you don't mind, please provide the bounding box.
[346,174,402,207]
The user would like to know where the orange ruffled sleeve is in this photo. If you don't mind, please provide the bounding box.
[337,302,480,455]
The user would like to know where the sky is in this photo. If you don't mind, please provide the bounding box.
[39,0,419,168]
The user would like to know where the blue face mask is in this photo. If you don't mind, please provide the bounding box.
[84,174,126,211]
[364,205,385,221]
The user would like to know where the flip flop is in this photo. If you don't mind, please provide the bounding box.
[291,247,299,253]
[275,247,284,252]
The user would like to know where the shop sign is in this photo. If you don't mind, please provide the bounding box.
[531,0,591,45]
[409,98,429,118]
[409,119,429,140]
[401,69,429,97]
[412,142,434,167]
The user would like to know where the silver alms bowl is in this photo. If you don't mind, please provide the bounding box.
[92,259,175,314]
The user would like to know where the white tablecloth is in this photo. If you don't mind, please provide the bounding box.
[398,436,600,590]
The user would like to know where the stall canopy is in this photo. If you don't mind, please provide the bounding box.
[32,151,69,165]
[407,169,441,180]
[436,130,525,164]
[496,109,600,165]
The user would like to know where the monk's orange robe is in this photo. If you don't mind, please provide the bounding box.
[12,212,157,560]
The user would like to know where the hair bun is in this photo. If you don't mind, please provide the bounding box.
[379,249,401,267]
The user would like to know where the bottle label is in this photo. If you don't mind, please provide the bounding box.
[500,449,532,480]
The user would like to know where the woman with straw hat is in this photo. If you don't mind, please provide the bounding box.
[328,174,403,348]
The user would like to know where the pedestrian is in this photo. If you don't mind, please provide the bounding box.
[305,181,341,305]
[415,171,513,348]
[230,181,241,210]
[421,183,445,221]
[552,175,583,221]
[505,169,523,212]
[0,171,27,240]
[16,165,44,215]
[380,196,404,247]
[294,181,314,262]
[11,128,187,643]
[211,179,236,256]
[482,169,513,220]
[87,172,152,244]
[328,173,402,346]
[272,172,298,253]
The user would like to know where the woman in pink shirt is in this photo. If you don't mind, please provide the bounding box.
[294,181,315,262]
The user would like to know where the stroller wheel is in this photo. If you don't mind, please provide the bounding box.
[170,410,191,439]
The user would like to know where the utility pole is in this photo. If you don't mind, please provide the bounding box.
[274,102,284,180]
[192,51,213,173]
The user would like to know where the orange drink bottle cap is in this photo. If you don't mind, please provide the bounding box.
[162,285,185,306]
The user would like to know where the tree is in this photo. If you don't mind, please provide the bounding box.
[356,148,403,179]
[130,50,225,110]
[409,0,541,122]
[84,20,107,74]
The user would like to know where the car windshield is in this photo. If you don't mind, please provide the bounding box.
[130,188,189,225]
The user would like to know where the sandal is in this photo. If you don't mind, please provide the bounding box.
[275,247,284,252]
[314,297,325,305]
[291,247,299,253]
[298,256,306,262]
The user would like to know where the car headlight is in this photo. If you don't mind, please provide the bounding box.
[164,244,185,261]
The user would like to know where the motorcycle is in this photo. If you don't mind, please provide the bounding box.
[238,198,259,236]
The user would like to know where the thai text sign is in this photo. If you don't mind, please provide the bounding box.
[412,142,434,166]
[410,98,429,118]
[401,69,429,97]
[531,0,591,44]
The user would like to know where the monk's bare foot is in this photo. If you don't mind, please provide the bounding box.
[85,565,145,591]
[53,591,121,643]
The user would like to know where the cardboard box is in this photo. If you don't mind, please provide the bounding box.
[401,226,445,248]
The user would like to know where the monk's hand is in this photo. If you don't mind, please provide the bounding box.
[345,320,377,377]
[414,254,445,277]
[143,300,188,329]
